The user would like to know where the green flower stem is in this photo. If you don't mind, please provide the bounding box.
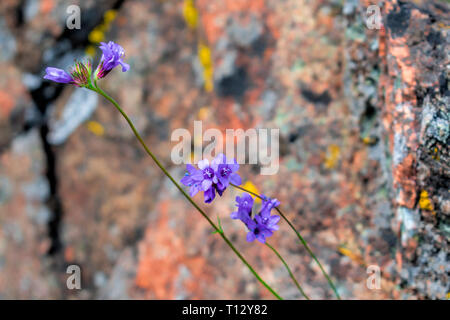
[93,83,283,300]
[230,183,341,300]
[265,242,310,300]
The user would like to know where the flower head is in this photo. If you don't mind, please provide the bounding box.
[95,41,130,79]
[211,153,241,191]
[180,159,218,203]
[230,193,254,223]
[246,219,274,243]
[44,60,93,88]
[44,67,73,84]
[70,60,93,87]
[232,193,280,244]
[180,164,203,197]
[260,196,280,218]
[181,153,240,204]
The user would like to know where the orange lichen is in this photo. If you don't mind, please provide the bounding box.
[0,91,14,118]
[135,201,212,298]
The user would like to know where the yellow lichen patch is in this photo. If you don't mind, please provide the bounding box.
[362,136,376,145]
[432,147,440,161]
[85,10,118,56]
[87,121,105,136]
[338,246,365,266]
[242,181,261,204]
[183,0,198,30]
[85,45,96,57]
[103,9,117,23]
[324,144,340,169]
[198,42,214,92]
[197,107,210,120]
[419,190,434,212]
[88,28,105,44]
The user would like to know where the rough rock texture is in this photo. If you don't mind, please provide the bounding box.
[0,0,448,299]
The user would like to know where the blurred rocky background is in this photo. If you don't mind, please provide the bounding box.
[0,0,448,299]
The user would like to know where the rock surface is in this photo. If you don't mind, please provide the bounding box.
[0,0,448,299]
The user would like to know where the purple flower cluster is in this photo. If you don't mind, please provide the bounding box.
[180,153,241,203]
[231,193,280,243]
[43,41,129,87]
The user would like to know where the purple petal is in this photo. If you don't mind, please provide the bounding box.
[198,159,209,170]
[204,188,216,203]
[246,232,256,242]
[201,179,212,191]
[120,61,130,72]
[180,175,192,186]
[218,176,229,188]
[211,153,224,168]
[256,234,266,243]
[269,215,281,224]
[190,170,203,181]
[189,185,200,197]
[229,173,242,185]
[261,229,273,238]
[186,164,196,174]
[43,67,73,83]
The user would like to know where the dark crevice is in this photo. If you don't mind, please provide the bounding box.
[15,0,25,27]
[29,82,65,255]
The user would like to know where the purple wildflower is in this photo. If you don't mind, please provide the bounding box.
[211,153,242,191]
[232,193,280,244]
[230,193,254,223]
[180,164,203,197]
[180,159,219,203]
[44,60,93,88]
[44,67,73,84]
[255,211,280,233]
[95,41,130,79]
[260,196,280,218]
[198,159,218,192]
[246,219,274,243]
[181,154,241,204]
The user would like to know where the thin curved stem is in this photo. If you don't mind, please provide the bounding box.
[230,183,341,300]
[93,83,283,300]
[265,242,310,300]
